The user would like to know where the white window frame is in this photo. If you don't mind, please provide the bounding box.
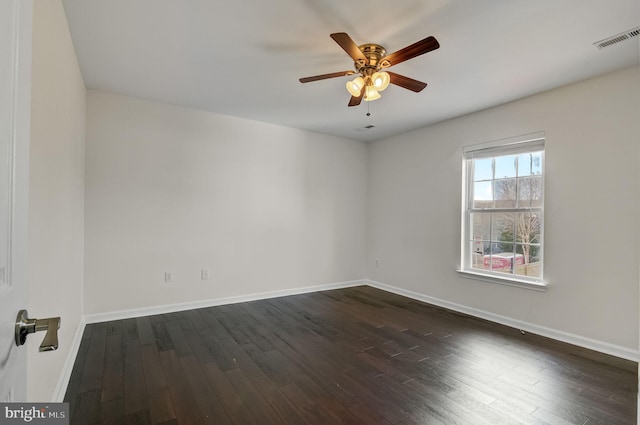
[458,132,546,290]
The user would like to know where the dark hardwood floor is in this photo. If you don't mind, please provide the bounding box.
[64,286,637,425]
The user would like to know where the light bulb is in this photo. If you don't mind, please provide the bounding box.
[364,86,381,101]
[371,71,390,91]
[346,76,364,97]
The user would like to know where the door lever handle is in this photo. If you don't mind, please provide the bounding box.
[15,310,61,352]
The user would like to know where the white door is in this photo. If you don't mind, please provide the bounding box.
[0,0,33,402]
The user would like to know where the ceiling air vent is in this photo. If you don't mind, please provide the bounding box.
[593,27,640,50]
[354,125,376,132]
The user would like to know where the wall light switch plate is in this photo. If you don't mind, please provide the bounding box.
[164,272,173,283]
[201,269,209,280]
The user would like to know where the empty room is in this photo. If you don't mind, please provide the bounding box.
[1,0,639,424]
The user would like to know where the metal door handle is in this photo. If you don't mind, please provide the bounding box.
[15,310,61,351]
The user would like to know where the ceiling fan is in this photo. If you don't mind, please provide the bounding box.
[299,32,440,107]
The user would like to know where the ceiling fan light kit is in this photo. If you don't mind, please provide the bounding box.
[345,72,388,100]
[299,32,440,107]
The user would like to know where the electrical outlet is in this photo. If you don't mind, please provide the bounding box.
[201,269,209,280]
[164,272,173,283]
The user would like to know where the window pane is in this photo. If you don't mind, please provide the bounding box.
[494,178,516,208]
[473,181,493,208]
[473,158,493,181]
[487,245,516,273]
[518,152,542,176]
[470,241,485,270]
[514,244,541,278]
[494,155,516,178]
[470,212,491,243]
[517,176,543,208]
[491,212,514,243]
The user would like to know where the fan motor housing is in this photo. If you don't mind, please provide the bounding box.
[355,43,387,71]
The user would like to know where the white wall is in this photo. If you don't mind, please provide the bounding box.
[367,66,640,353]
[84,91,367,314]
[23,1,638,401]
[29,0,86,401]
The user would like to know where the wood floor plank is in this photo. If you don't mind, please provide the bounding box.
[102,333,124,402]
[202,337,238,371]
[277,382,338,425]
[151,316,174,352]
[248,348,297,387]
[147,389,176,425]
[197,310,232,341]
[158,350,204,425]
[314,394,368,425]
[79,329,107,393]
[225,368,289,425]
[250,375,308,425]
[183,332,215,366]
[136,317,155,345]
[266,336,358,406]
[122,318,139,341]
[140,343,168,392]
[347,403,396,425]
[124,409,152,425]
[123,339,148,415]
[217,316,253,346]
[66,286,637,425]
[165,322,192,358]
[101,397,125,425]
[218,338,265,379]
[71,389,101,425]
[105,320,124,336]
[203,361,261,425]
[179,355,233,425]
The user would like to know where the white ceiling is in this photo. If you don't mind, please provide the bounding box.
[61,0,639,142]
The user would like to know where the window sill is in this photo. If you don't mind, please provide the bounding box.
[456,270,547,292]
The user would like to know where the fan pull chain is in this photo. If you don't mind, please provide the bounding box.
[366,101,371,117]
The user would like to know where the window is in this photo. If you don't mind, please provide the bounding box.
[460,133,545,287]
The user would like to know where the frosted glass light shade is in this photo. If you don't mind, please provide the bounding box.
[364,86,381,101]
[346,77,365,96]
[371,71,390,91]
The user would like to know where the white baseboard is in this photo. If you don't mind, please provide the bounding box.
[365,279,639,362]
[84,279,367,324]
[51,316,86,402]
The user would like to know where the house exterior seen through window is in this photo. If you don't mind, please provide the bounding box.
[461,133,545,286]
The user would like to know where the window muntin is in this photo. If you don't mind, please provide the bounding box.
[462,135,544,284]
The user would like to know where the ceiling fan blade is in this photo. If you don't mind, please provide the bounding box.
[348,90,364,107]
[330,32,367,63]
[380,36,439,67]
[299,70,355,83]
[388,72,428,92]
